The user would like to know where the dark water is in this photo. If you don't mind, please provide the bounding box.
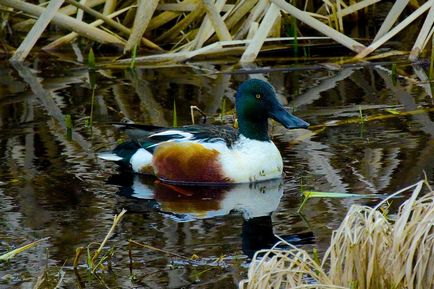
[0,55,433,288]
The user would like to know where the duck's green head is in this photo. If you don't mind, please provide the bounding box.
[235,79,309,141]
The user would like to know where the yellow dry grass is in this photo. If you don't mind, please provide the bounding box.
[1,0,433,63]
[240,180,434,289]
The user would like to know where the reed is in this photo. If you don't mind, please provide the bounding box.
[2,0,433,63]
[240,180,434,289]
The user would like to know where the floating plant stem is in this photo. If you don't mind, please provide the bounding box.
[129,240,196,262]
[0,238,49,261]
[298,190,379,212]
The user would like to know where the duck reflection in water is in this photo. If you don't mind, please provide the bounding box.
[108,174,314,258]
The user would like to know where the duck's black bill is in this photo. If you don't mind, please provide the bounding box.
[269,107,309,129]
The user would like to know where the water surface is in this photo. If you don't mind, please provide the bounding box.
[1,55,433,288]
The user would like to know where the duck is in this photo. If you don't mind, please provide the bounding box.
[98,79,309,184]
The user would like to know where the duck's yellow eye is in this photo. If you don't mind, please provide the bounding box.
[256,94,261,99]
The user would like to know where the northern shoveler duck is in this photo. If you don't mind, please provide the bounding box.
[99,79,309,184]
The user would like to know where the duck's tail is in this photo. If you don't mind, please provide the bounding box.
[98,141,154,173]
[98,152,124,161]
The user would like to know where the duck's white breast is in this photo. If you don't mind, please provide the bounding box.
[218,136,283,183]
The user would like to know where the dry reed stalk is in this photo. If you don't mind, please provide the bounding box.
[125,0,159,52]
[156,3,233,12]
[202,0,232,42]
[409,1,434,60]
[147,0,197,32]
[224,0,259,34]
[271,0,366,53]
[12,0,105,31]
[355,0,432,59]
[240,2,280,63]
[147,10,179,31]
[323,0,339,32]
[234,0,269,40]
[269,13,281,38]
[10,0,65,62]
[246,22,259,40]
[102,0,117,15]
[336,0,343,33]
[373,0,409,42]
[75,0,87,21]
[42,6,131,51]
[422,24,434,54]
[333,0,381,20]
[121,2,137,27]
[156,1,205,43]
[156,3,198,11]
[0,0,123,46]
[115,36,330,64]
[192,0,229,50]
[62,0,160,50]
[241,180,434,289]
[63,0,129,34]
[116,39,246,64]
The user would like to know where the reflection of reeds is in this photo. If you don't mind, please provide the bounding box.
[2,0,434,63]
[240,180,434,289]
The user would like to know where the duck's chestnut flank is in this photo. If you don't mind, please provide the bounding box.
[152,142,231,183]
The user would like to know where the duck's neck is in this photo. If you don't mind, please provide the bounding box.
[238,118,270,141]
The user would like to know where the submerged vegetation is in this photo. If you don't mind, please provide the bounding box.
[0,0,434,63]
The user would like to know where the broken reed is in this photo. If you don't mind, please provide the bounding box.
[2,0,434,63]
[240,180,434,289]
